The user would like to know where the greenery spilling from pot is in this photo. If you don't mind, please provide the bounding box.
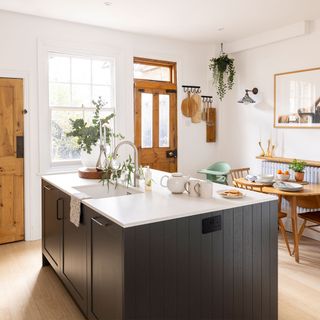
[66,97,123,154]
[66,97,137,187]
[289,159,307,172]
[209,45,235,101]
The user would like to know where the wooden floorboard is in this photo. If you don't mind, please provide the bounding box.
[0,235,319,320]
[0,240,85,320]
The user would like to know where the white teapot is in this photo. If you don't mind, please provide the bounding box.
[160,173,189,194]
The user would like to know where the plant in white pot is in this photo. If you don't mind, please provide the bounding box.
[66,97,123,168]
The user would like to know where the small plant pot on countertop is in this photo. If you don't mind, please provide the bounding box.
[295,172,305,182]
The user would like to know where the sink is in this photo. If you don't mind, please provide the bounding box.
[72,183,142,199]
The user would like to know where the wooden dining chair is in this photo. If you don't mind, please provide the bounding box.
[229,168,250,187]
[298,211,320,241]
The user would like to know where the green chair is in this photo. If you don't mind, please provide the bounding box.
[198,161,231,185]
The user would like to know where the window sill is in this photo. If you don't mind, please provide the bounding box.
[38,164,81,176]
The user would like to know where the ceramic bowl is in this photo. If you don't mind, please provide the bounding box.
[277,173,290,181]
[257,174,274,182]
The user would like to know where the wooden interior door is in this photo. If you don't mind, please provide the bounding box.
[134,81,177,172]
[0,78,24,244]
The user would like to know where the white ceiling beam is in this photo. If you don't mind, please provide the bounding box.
[224,21,310,54]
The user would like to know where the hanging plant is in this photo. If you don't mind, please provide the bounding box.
[209,43,235,101]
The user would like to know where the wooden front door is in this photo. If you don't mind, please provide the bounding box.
[134,81,177,172]
[0,78,24,244]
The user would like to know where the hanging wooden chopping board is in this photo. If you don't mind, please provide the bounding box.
[191,93,201,123]
[181,91,192,117]
[181,92,198,117]
[206,101,216,142]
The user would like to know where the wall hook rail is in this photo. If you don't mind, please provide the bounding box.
[182,85,201,94]
[201,95,213,104]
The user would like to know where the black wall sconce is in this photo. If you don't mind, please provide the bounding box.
[238,87,258,104]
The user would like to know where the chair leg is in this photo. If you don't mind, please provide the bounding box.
[298,220,307,242]
[278,218,291,256]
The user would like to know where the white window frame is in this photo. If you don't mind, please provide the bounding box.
[38,39,123,174]
[48,52,116,166]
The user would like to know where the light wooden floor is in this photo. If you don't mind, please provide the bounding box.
[0,236,319,320]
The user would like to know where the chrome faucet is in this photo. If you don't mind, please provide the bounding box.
[113,140,139,187]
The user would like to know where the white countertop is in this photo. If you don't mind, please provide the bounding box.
[42,170,277,228]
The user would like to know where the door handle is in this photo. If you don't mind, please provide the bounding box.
[92,217,110,227]
[57,198,64,221]
[166,149,177,158]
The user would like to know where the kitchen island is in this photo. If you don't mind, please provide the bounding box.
[42,170,278,320]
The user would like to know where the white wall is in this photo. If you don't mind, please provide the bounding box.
[219,19,320,172]
[218,20,320,240]
[0,10,218,240]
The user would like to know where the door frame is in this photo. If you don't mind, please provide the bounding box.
[0,70,31,240]
[133,58,178,172]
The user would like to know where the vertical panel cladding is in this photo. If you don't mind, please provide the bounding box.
[133,225,150,319]
[124,228,135,320]
[149,223,165,320]
[252,204,262,320]
[261,203,271,320]
[124,201,278,320]
[223,209,234,319]
[200,212,214,320]
[233,207,244,319]
[269,201,279,320]
[188,215,202,319]
[212,212,223,319]
[176,217,189,320]
[243,205,253,320]
[163,220,177,319]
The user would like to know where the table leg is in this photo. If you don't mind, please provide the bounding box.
[290,196,299,263]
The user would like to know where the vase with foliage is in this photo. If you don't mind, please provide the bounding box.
[289,159,307,182]
[209,43,235,101]
[66,97,123,167]
[101,154,137,189]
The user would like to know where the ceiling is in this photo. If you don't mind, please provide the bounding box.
[1,0,320,43]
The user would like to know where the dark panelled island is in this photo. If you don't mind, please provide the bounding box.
[42,179,278,320]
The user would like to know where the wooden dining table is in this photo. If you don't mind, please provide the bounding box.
[234,178,320,262]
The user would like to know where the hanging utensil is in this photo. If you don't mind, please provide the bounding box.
[191,93,201,123]
[206,100,216,142]
[201,99,207,121]
[181,91,192,117]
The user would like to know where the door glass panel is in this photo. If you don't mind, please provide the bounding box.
[134,63,170,82]
[159,94,170,147]
[141,93,153,148]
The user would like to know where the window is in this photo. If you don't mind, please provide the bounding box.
[133,57,176,83]
[48,53,115,163]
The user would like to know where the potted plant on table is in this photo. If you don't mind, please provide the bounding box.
[289,159,307,182]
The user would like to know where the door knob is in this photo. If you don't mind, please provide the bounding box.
[166,149,177,158]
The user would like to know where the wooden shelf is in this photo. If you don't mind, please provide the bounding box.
[256,156,320,168]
